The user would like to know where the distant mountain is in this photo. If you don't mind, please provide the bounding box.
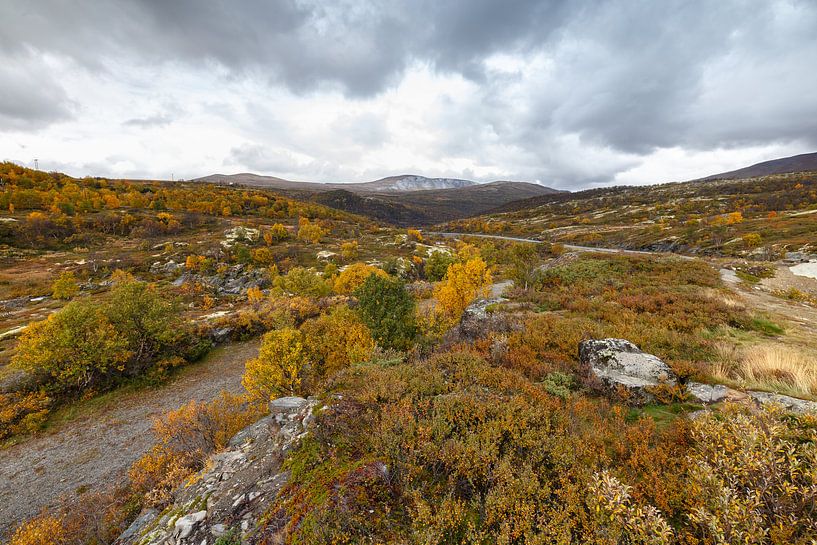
[355,175,478,192]
[373,181,563,224]
[194,173,478,193]
[700,152,817,180]
[193,172,560,225]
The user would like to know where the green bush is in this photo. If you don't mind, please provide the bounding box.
[355,274,416,351]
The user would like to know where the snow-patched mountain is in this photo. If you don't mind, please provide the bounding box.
[192,172,561,225]
[355,175,478,192]
[194,173,479,193]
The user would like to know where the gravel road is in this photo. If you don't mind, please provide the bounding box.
[0,339,260,539]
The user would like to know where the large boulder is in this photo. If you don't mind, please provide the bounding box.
[579,339,678,405]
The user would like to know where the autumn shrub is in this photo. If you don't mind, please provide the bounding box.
[355,274,417,351]
[51,271,79,300]
[12,279,206,399]
[8,486,139,545]
[0,391,51,439]
[274,266,332,297]
[243,308,373,401]
[332,262,388,295]
[297,217,328,244]
[264,223,289,243]
[433,256,492,321]
[340,240,359,260]
[424,249,455,281]
[242,327,309,401]
[269,351,701,544]
[300,307,375,379]
[684,404,817,544]
[12,301,130,396]
[9,513,68,545]
[129,392,264,507]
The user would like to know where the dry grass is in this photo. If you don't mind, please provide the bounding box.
[714,343,817,398]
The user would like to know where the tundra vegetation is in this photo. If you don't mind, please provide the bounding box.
[2,162,817,544]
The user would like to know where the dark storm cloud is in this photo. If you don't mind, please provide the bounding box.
[2,0,816,185]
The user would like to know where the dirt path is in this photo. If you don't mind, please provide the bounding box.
[720,267,817,349]
[0,339,260,539]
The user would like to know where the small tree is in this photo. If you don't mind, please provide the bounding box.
[51,271,79,300]
[297,217,327,244]
[13,302,129,396]
[301,307,374,378]
[355,274,417,351]
[242,328,309,400]
[340,240,359,260]
[275,267,332,297]
[434,257,492,320]
[264,223,289,244]
[333,263,388,295]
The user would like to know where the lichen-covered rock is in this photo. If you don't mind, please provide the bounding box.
[117,397,317,545]
[579,338,678,405]
[686,382,730,404]
[748,391,817,413]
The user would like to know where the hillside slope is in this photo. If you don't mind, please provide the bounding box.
[701,151,817,180]
[196,172,559,225]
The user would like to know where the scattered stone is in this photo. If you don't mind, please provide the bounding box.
[686,382,729,404]
[150,260,183,275]
[748,391,817,413]
[579,339,678,405]
[210,327,233,344]
[222,226,260,247]
[316,250,337,261]
[174,511,207,540]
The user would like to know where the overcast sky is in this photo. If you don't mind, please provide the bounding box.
[1,0,816,190]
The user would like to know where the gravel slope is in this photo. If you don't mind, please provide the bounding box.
[0,339,259,539]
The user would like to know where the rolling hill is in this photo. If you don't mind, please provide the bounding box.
[700,151,817,180]
[193,172,560,225]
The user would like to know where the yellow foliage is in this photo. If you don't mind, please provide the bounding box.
[265,223,289,244]
[301,307,374,378]
[433,257,492,320]
[333,263,388,295]
[130,392,263,507]
[297,217,328,244]
[252,247,275,265]
[185,254,204,270]
[406,228,423,242]
[9,514,66,545]
[341,240,359,260]
[247,286,264,305]
[51,271,79,300]
[243,328,309,401]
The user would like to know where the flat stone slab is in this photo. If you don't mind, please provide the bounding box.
[748,391,817,413]
[270,396,309,413]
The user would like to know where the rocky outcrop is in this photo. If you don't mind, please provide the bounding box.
[748,391,817,413]
[579,339,678,405]
[117,396,317,545]
[174,264,268,295]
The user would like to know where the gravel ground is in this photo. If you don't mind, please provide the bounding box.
[0,339,259,539]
